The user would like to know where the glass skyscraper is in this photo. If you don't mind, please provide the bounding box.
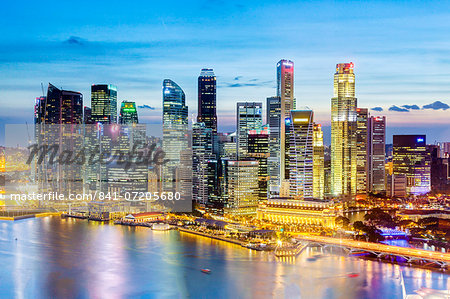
[267,96,281,195]
[313,123,325,199]
[162,79,188,192]
[368,116,386,193]
[91,84,117,124]
[197,69,217,134]
[236,102,262,158]
[331,62,357,199]
[356,108,368,196]
[119,101,138,124]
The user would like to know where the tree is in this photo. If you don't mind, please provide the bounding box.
[335,215,350,229]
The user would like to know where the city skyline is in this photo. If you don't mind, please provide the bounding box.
[1,1,450,143]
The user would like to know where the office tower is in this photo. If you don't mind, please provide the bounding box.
[83,106,93,124]
[285,110,314,199]
[91,84,117,124]
[223,160,259,216]
[429,145,450,194]
[356,108,368,195]
[192,122,214,205]
[178,149,193,202]
[218,132,237,160]
[119,101,138,124]
[368,116,386,193]
[267,96,281,194]
[331,62,357,198]
[247,125,270,201]
[34,96,46,124]
[393,135,431,195]
[313,123,325,199]
[236,102,263,158]
[277,60,294,190]
[44,83,83,124]
[162,79,189,192]
[197,69,217,134]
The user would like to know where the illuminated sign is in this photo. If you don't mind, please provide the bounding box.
[417,138,424,143]
[285,118,291,126]
[293,118,308,123]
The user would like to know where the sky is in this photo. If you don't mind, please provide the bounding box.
[1,0,450,144]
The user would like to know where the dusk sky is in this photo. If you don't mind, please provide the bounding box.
[1,0,450,144]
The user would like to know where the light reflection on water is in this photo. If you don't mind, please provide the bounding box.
[0,217,448,298]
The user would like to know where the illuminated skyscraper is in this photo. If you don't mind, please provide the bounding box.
[197,69,217,134]
[368,116,386,193]
[119,101,138,124]
[356,108,368,195]
[91,84,117,124]
[313,124,325,199]
[236,102,262,158]
[331,62,357,198]
[45,83,83,124]
[247,125,270,201]
[393,135,431,195]
[277,60,294,189]
[162,79,188,192]
[286,110,314,200]
[267,96,281,194]
[192,122,214,205]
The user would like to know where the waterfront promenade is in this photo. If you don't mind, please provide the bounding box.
[178,227,246,246]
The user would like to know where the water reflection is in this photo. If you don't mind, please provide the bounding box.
[0,217,448,298]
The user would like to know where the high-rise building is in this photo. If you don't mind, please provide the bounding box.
[356,108,368,195]
[277,60,294,190]
[331,62,357,199]
[162,79,188,192]
[267,96,281,195]
[91,84,117,124]
[44,83,83,124]
[119,101,138,124]
[236,102,262,158]
[83,106,93,124]
[393,135,431,195]
[192,122,214,205]
[197,69,217,134]
[368,116,386,193]
[313,123,325,199]
[286,110,314,200]
[247,125,270,201]
[429,145,450,194]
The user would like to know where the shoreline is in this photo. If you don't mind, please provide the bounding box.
[177,227,246,246]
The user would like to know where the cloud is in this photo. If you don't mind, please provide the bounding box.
[389,105,409,112]
[422,101,449,110]
[223,78,273,88]
[371,107,383,112]
[138,105,155,110]
[233,76,242,81]
[64,36,86,46]
[402,104,420,110]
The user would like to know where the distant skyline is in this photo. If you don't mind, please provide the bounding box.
[1,0,450,143]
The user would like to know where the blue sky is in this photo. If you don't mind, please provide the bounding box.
[1,0,450,143]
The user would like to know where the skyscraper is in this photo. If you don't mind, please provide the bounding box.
[393,135,431,195]
[162,79,188,192]
[356,108,368,195]
[247,125,270,201]
[119,101,138,124]
[91,84,117,124]
[286,110,314,200]
[44,83,83,124]
[313,123,325,199]
[267,96,281,195]
[331,62,357,198]
[368,116,386,193]
[277,60,294,189]
[192,122,214,205]
[236,102,262,158]
[197,69,217,134]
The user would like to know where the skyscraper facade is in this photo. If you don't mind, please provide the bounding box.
[119,101,139,124]
[236,102,263,158]
[267,96,281,194]
[286,110,314,200]
[313,123,325,199]
[247,125,270,201]
[192,122,214,205]
[331,62,357,198]
[45,83,83,124]
[91,84,117,124]
[356,108,368,195]
[162,79,188,192]
[368,116,386,193]
[197,69,217,134]
[393,135,431,195]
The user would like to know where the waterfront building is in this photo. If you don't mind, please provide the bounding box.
[247,125,270,201]
[393,135,431,196]
[192,122,214,205]
[356,108,368,196]
[223,160,259,216]
[286,110,314,200]
[368,116,386,193]
[313,123,325,199]
[197,69,217,134]
[331,62,357,199]
[257,198,338,228]
[236,102,263,158]
[266,96,282,195]
[162,79,189,193]
[119,101,138,124]
[91,84,117,124]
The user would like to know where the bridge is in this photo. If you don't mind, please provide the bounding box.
[295,235,449,269]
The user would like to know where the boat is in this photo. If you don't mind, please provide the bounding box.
[347,272,359,278]
[152,223,171,231]
[201,269,211,274]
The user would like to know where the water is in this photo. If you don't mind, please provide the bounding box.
[0,217,448,298]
